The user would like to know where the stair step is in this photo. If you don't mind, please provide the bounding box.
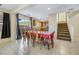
[58,35,70,38]
[58,24,67,25]
[63,30,69,31]
[58,31,69,34]
[58,25,67,27]
[59,25,67,26]
[58,32,69,34]
[58,34,70,37]
[58,28,68,30]
[58,37,71,41]
[58,23,71,41]
[58,30,69,32]
[58,28,68,29]
[58,31,69,32]
[58,38,71,41]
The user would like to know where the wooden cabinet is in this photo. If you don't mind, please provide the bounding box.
[40,21,48,31]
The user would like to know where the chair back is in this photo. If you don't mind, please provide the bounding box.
[50,32,55,40]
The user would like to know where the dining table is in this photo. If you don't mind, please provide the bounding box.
[25,30,55,49]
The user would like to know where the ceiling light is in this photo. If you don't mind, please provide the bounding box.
[48,8,51,10]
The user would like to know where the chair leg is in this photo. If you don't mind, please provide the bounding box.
[40,41,42,50]
[47,43,50,50]
[51,41,54,48]
[32,39,35,47]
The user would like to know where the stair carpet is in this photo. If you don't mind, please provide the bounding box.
[57,23,71,41]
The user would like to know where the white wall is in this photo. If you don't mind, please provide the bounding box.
[0,8,11,13]
[0,12,3,39]
[10,13,17,41]
[57,12,67,23]
[48,13,57,40]
[67,13,79,41]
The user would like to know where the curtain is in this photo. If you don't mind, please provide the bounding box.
[1,13,11,38]
[16,14,21,40]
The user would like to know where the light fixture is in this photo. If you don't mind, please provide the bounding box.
[48,8,51,10]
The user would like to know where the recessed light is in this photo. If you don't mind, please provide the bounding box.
[48,8,51,10]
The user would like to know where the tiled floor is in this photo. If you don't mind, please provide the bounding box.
[0,38,79,55]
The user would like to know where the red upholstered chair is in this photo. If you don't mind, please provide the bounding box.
[25,31,30,39]
[37,33,41,44]
[31,32,37,47]
[42,34,48,46]
[38,33,40,38]
[45,32,55,49]
[22,31,26,40]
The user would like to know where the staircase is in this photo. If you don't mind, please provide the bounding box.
[57,23,71,41]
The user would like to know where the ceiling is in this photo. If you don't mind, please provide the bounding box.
[0,4,79,19]
[18,4,79,19]
[19,4,62,19]
[0,4,22,11]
